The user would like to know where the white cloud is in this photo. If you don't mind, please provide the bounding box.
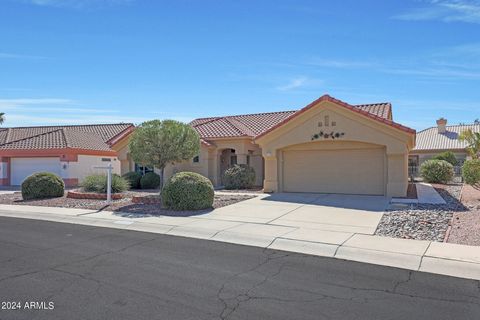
[0,97,193,126]
[276,77,309,91]
[0,52,46,59]
[305,58,375,69]
[394,0,480,24]
[0,98,73,108]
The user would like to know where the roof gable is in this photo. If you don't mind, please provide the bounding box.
[255,95,415,140]
[190,96,401,141]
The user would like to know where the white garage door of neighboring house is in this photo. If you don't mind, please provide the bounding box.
[11,158,62,186]
[282,148,385,195]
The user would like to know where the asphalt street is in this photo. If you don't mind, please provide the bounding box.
[0,216,479,320]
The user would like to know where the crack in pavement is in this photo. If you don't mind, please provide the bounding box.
[216,250,480,319]
[0,236,158,284]
[49,267,219,319]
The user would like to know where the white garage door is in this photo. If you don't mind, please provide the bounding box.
[11,158,62,186]
[283,148,385,195]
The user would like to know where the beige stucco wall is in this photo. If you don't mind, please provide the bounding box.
[65,155,120,184]
[112,136,134,175]
[163,139,264,188]
[255,100,415,197]
[163,146,211,184]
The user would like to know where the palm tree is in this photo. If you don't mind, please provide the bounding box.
[0,113,4,125]
[459,129,480,159]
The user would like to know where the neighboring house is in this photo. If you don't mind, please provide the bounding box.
[0,123,134,186]
[165,95,415,197]
[410,118,480,166]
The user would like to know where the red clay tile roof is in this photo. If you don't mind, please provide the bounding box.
[0,123,134,151]
[191,95,410,140]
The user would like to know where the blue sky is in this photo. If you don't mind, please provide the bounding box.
[1,0,479,130]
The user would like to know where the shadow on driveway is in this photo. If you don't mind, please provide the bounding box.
[259,193,389,212]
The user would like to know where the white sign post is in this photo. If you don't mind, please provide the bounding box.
[94,163,113,204]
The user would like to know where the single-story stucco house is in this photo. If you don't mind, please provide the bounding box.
[167,95,416,197]
[0,123,134,186]
[409,118,480,166]
[0,95,417,197]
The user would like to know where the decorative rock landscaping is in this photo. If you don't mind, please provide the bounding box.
[0,190,255,215]
[375,184,463,242]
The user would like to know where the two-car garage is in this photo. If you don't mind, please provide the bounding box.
[10,158,61,186]
[282,147,385,195]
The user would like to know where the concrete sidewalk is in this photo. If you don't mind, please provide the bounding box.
[0,202,479,281]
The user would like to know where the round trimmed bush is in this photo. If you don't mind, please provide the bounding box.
[140,172,160,189]
[223,164,255,190]
[22,172,64,200]
[162,172,214,210]
[420,160,454,184]
[122,171,142,189]
[81,174,129,193]
[432,151,458,166]
[462,159,480,185]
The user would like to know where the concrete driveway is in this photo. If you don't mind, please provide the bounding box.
[202,192,388,234]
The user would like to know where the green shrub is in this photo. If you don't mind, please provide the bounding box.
[432,151,458,166]
[21,172,64,200]
[140,172,160,189]
[162,172,214,210]
[462,159,480,185]
[81,174,129,193]
[223,164,256,189]
[122,171,142,189]
[420,160,454,184]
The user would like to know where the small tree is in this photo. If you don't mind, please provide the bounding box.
[432,151,458,166]
[128,120,200,193]
[459,129,480,159]
[0,113,5,125]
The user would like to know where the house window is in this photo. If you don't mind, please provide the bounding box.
[135,163,153,175]
[247,155,250,166]
[230,155,237,166]
[193,155,200,163]
[408,156,419,167]
[101,158,111,162]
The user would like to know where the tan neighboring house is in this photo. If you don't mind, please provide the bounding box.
[410,118,480,166]
[166,95,416,197]
[0,123,134,186]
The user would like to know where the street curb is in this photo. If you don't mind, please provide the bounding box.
[1,205,480,281]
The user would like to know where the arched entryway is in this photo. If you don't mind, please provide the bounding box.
[219,148,237,185]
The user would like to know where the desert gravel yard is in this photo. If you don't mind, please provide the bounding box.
[375,184,464,242]
[448,184,480,246]
[0,190,255,216]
